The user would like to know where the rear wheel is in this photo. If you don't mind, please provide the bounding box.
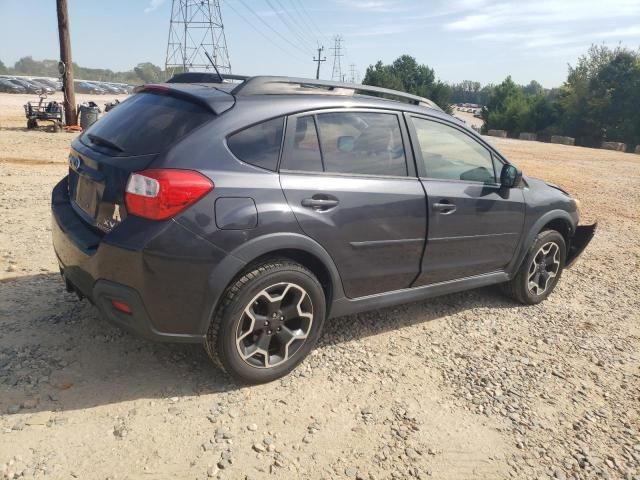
[205,260,326,384]
[502,230,566,304]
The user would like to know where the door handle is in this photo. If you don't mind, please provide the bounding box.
[433,201,457,214]
[301,195,339,211]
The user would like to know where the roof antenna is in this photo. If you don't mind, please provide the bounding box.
[205,51,223,82]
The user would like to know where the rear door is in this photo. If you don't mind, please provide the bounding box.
[407,114,525,285]
[279,109,427,299]
[67,90,214,233]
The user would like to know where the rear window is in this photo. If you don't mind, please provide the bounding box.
[227,117,285,171]
[81,92,212,156]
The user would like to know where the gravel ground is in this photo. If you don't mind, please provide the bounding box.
[0,92,639,480]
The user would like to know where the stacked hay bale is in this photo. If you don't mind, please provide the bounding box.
[601,142,626,152]
[487,129,507,138]
[519,132,537,141]
[551,135,575,146]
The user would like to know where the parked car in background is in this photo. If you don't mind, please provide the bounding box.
[74,81,104,95]
[0,78,27,93]
[8,78,42,94]
[28,79,55,94]
[52,74,595,384]
[97,83,123,94]
[33,78,61,91]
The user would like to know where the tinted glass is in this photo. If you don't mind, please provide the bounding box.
[228,117,285,171]
[412,117,496,183]
[280,115,323,172]
[316,112,407,176]
[81,92,213,156]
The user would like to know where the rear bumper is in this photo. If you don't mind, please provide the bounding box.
[566,223,596,268]
[52,177,234,343]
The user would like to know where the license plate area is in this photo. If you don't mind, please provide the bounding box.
[74,175,104,219]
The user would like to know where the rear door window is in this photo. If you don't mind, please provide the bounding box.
[227,117,285,171]
[281,111,408,177]
[80,92,213,156]
[316,112,407,176]
[280,115,323,172]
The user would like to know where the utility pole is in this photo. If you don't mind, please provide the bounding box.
[56,0,77,126]
[330,35,343,82]
[313,46,326,79]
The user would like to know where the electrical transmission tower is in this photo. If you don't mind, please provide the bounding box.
[165,0,231,76]
[330,35,344,81]
[349,63,359,84]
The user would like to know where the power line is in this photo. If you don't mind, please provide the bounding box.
[291,0,328,44]
[226,0,308,63]
[269,0,319,51]
[286,0,321,45]
[235,0,312,58]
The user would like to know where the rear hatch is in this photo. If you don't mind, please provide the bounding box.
[67,89,216,234]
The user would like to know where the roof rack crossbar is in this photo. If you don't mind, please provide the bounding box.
[230,76,441,111]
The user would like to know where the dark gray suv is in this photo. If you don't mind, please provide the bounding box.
[51,75,595,383]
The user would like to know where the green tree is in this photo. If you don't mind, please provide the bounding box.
[133,62,164,84]
[0,59,7,74]
[363,55,452,112]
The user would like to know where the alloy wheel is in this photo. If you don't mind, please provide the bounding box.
[527,241,560,295]
[235,282,313,368]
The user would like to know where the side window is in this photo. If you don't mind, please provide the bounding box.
[315,112,407,176]
[411,117,497,183]
[227,117,284,171]
[280,115,323,172]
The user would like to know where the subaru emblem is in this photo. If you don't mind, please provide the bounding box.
[69,155,81,170]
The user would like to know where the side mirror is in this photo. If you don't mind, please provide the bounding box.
[500,164,522,188]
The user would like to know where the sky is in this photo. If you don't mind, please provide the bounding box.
[1,0,639,87]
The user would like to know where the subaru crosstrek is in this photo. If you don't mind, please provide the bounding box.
[52,74,595,383]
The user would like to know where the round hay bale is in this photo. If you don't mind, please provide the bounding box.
[487,129,507,138]
[635,145,640,154]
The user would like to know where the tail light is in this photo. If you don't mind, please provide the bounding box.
[125,169,213,220]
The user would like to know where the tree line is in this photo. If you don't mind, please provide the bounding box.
[0,56,169,84]
[363,45,640,150]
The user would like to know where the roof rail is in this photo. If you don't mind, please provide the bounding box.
[230,76,442,111]
[167,72,249,84]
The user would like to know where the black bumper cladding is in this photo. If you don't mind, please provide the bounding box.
[566,223,597,268]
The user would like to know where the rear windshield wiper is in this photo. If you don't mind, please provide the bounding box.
[86,133,124,153]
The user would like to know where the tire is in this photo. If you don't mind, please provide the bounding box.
[502,229,566,304]
[204,259,326,384]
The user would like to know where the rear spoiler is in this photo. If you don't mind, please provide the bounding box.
[132,83,235,115]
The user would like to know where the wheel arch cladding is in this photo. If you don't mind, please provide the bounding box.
[246,249,334,310]
[509,209,575,276]
[199,233,345,335]
[540,217,572,243]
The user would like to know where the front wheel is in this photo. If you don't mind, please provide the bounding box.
[205,260,326,384]
[502,229,566,304]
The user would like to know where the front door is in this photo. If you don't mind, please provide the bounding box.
[407,114,526,285]
[279,110,427,298]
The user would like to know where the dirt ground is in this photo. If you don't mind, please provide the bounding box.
[0,92,639,480]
